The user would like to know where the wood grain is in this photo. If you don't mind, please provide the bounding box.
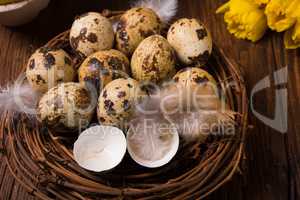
[0,0,299,199]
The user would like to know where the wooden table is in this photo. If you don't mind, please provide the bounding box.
[0,0,299,199]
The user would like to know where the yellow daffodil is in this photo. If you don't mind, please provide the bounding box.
[253,0,270,6]
[216,0,268,42]
[284,21,300,49]
[264,0,299,32]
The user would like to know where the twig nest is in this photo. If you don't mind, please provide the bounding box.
[127,116,179,168]
[131,35,176,83]
[97,78,146,128]
[70,12,114,57]
[167,18,212,66]
[74,125,127,172]
[116,7,162,56]
[78,49,130,92]
[37,82,96,132]
[26,47,76,93]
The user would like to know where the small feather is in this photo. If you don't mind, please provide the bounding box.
[133,82,236,142]
[133,0,178,23]
[0,80,40,116]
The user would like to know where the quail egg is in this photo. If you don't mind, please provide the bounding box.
[116,7,162,56]
[26,47,76,93]
[37,82,95,132]
[131,35,176,83]
[78,49,130,92]
[172,67,220,110]
[167,18,212,65]
[97,78,146,128]
[70,12,114,57]
[173,67,217,89]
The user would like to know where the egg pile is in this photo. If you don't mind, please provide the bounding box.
[25,8,217,169]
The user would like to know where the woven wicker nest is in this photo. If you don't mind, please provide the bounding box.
[0,10,248,200]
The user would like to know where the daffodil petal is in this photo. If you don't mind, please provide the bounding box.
[284,21,300,49]
[216,2,231,14]
[217,0,268,42]
[265,0,297,32]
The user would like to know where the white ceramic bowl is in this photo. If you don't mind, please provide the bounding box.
[0,0,50,26]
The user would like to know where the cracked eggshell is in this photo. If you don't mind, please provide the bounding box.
[70,12,114,57]
[127,117,179,168]
[37,82,95,132]
[167,18,212,66]
[116,7,162,56]
[78,49,130,92]
[74,125,127,172]
[26,47,76,93]
[97,78,146,128]
[131,35,176,83]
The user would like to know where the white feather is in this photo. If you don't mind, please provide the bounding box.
[133,0,178,23]
[0,79,39,116]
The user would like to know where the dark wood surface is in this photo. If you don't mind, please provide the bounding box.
[0,0,299,199]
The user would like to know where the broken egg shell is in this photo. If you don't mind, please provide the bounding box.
[74,125,127,172]
[97,78,147,128]
[37,82,95,132]
[70,12,114,57]
[26,47,76,93]
[116,7,162,56]
[131,35,176,83]
[78,49,130,92]
[167,18,212,66]
[126,117,179,168]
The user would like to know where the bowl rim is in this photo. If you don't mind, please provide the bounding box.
[0,0,33,12]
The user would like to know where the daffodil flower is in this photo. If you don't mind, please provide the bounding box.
[253,0,270,6]
[216,0,268,42]
[265,0,298,32]
[284,21,300,49]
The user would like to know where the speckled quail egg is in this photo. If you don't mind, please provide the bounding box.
[167,18,212,65]
[37,82,95,132]
[78,49,130,92]
[26,47,76,93]
[172,67,220,110]
[97,78,146,128]
[70,12,114,57]
[116,7,162,56]
[131,35,176,83]
[173,67,217,89]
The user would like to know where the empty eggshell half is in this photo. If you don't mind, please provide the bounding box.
[73,125,127,172]
[127,117,179,168]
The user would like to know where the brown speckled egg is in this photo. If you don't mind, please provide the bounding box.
[97,78,146,128]
[26,47,76,93]
[131,35,176,83]
[171,67,220,110]
[167,18,212,65]
[70,12,114,57]
[173,67,217,87]
[116,7,162,56]
[78,49,130,92]
[37,82,95,132]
